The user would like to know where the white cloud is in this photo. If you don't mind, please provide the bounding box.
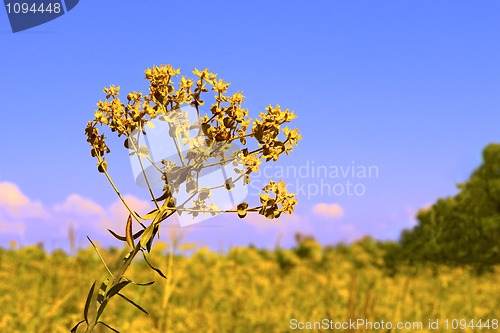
[0,182,47,218]
[106,194,152,231]
[0,182,30,206]
[0,181,315,249]
[53,194,106,216]
[312,203,344,218]
[0,181,153,243]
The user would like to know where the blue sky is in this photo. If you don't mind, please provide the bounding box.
[0,1,499,251]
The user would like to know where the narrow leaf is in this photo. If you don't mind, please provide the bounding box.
[132,280,155,286]
[140,225,154,249]
[108,228,144,242]
[141,250,167,279]
[108,228,126,241]
[154,190,171,202]
[125,214,134,248]
[141,208,159,220]
[87,236,114,278]
[97,321,120,333]
[123,277,156,287]
[145,226,158,253]
[84,281,96,324]
[97,278,110,304]
[106,280,131,299]
[133,211,147,229]
[117,293,149,315]
[71,319,86,333]
[96,299,109,319]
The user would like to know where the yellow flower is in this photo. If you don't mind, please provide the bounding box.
[93,111,108,124]
[244,153,262,172]
[103,85,120,99]
[180,75,193,90]
[230,92,245,104]
[283,127,302,145]
[213,78,230,93]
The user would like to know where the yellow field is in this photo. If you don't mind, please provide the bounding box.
[1,237,499,333]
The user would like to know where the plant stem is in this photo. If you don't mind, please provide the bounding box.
[84,242,142,333]
[97,154,144,226]
[84,208,176,333]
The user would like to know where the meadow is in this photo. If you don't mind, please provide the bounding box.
[1,236,499,333]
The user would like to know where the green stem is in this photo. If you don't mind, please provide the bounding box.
[84,243,142,333]
[84,209,177,333]
[97,154,144,227]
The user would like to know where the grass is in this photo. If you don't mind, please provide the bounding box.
[1,237,499,333]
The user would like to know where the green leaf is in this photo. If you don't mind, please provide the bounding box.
[223,117,235,128]
[117,293,150,315]
[225,177,235,191]
[97,278,110,304]
[201,122,214,136]
[125,214,134,248]
[186,179,197,194]
[106,280,131,299]
[84,281,96,324]
[141,208,159,220]
[97,321,120,332]
[70,319,86,333]
[107,228,144,242]
[137,145,150,158]
[198,189,211,201]
[96,299,109,321]
[87,236,114,278]
[133,280,155,286]
[146,227,156,253]
[123,277,155,287]
[237,202,248,219]
[97,160,108,173]
[253,127,264,143]
[259,194,270,205]
[141,250,167,279]
[124,137,138,149]
[140,225,155,249]
[154,189,173,202]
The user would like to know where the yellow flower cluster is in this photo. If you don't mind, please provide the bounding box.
[85,64,301,221]
[259,180,298,218]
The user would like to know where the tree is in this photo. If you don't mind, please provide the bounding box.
[72,65,301,332]
[390,143,500,273]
